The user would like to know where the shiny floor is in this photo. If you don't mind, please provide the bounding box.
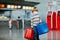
[0,26,60,40]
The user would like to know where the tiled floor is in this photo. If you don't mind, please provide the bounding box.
[0,26,60,40]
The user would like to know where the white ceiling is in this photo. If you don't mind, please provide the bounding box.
[25,0,59,4]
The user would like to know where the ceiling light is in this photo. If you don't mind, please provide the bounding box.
[7,5,11,8]
[0,4,5,8]
[14,5,18,9]
[31,7,34,10]
[23,6,26,9]
[25,6,29,10]
[18,5,21,8]
[29,7,32,10]
[10,5,14,8]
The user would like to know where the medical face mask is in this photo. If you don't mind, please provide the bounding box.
[33,11,38,14]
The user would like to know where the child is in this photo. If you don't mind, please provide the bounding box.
[31,7,42,40]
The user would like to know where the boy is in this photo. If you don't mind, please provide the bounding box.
[31,7,42,40]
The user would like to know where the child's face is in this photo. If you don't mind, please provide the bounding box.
[33,11,38,13]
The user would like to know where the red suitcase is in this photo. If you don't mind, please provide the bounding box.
[52,11,57,30]
[24,28,34,40]
[47,10,53,30]
[57,10,60,30]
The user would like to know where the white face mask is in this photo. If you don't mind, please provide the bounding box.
[33,11,38,14]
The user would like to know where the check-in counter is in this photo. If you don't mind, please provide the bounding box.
[0,18,17,28]
[0,18,31,29]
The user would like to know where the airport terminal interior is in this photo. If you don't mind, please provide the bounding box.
[0,0,60,40]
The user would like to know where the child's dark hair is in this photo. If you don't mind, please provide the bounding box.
[32,7,38,12]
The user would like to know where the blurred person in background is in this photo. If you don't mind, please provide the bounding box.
[9,19,13,29]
